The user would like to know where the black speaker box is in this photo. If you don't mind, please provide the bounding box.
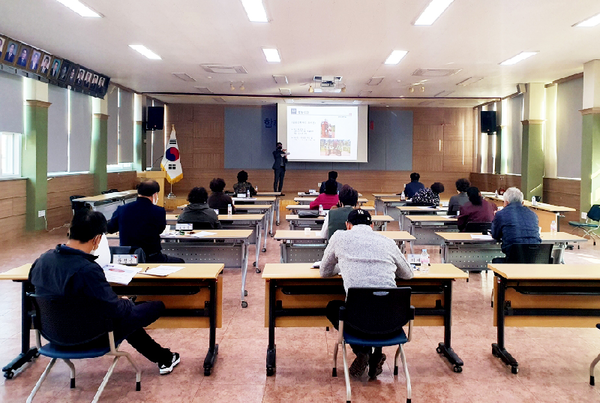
[481,111,497,133]
[147,106,164,130]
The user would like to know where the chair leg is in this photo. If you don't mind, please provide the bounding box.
[341,342,352,403]
[92,356,121,403]
[400,345,411,403]
[332,340,339,377]
[590,353,600,385]
[26,358,57,403]
[394,345,401,375]
[63,359,76,388]
[118,351,142,391]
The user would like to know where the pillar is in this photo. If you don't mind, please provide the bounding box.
[521,83,545,200]
[134,94,145,171]
[91,97,108,193]
[580,60,600,213]
[23,80,49,231]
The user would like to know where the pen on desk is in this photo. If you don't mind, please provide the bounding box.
[143,266,150,273]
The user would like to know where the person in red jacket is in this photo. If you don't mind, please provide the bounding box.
[310,179,339,210]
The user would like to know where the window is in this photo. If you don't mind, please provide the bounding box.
[0,132,22,177]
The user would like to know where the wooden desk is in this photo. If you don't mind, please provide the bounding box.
[285,214,394,231]
[488,263,600,374]
[296,192,363,197]
[178,203,275,236]
[437,232,587,271]
[0,263,223,378]
[286,205,375,214]
[262,263,468,376]
[485,195,576,232]
[395,205,449,230]
[274,230,415,263]
[232,196,278,236]
[73,190,138,219]
[405,215,458,249]
[167,213,268,269]
[293,197,368,205]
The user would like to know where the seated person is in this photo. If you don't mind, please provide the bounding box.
[320,209,413,380]
[457,187,497,231]
[320,185,359,239]
[30,210,180,375]
[491,187,541,253]
[208,178,235,214]
[310,179,339,210]
[319,171,343,194]
[410,182,445,206]
[447,178,470,215]
[401,172,425,198]
[232,170,257,196]
[107,180,184,263]
[178,187,222,229]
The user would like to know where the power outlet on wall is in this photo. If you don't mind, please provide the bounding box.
[38,210,46,218]
[581,212,587,220]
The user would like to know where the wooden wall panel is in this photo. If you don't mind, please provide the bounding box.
[47,174,95,229]
[107,171,138,191]
[0,179,27,244]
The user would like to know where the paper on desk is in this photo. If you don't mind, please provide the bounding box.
[417,206,435,210]
[144,265,185,277]
[470,234,493,240]
[190,231,217,237]
[102,264,141,285]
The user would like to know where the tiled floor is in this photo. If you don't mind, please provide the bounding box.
[1,220,600,402]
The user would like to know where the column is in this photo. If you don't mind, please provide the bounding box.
[134,94,144,171]
[521,83,545,200]
[23,80,49,231]
[91,97,108,193]
[580,60,600,213]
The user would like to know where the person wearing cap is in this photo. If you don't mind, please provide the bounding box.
[320,209,413,380]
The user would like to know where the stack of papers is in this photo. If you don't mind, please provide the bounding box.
[102,264,141,285]
[141,265,185,277]
[189,231,217,238]
[470,234,493,240]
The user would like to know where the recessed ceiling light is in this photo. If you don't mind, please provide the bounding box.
[172,73,195,82]
[573,12,600,27]
[241,0,268,22]
[414,0,454,26]
[262,48,281,63]
[55,0,101,17]
[500,51,538,66]
[129,45,161,60]
[384,50,408,65]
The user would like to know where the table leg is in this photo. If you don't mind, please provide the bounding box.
[262,217,268,253]
[276,198,280,226]
[435,280,463,373]
[266,279,277,376]
[241,242,249,308]
[2,282,38,379]
[491,276,518,374]
[270,205,276,235]
[255,223,262,273]
[203,280,219,376]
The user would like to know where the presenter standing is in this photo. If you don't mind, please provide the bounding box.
[272,142,288,192]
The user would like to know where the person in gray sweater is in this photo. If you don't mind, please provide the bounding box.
[447,178,470,215]
[320,209,413,380]
[178,187,222,229]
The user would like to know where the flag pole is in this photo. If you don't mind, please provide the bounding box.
[168,181,175,199]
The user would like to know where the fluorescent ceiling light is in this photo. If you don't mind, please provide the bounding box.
[129,45,162,60]
[384,50,408,65]
[414,0,454,26]
[574,12,600,27]
[262,48,281,63]
[500,51,537,66]
[241,0,268,22]
[55,0,101,17]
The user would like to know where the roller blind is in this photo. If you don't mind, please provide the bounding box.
[507,95,523,174]
[119,90,134,163]
[0,72,23,134]
[106,86,118,164]
[47,85,68,172]
[556,78,582,179]
[69,91,92,172]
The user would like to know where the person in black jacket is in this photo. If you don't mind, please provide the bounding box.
[272,142,288,192]
[107,180,184,263]
[208,178,236,214]
[29,210,180,375]
[178,187,222,229]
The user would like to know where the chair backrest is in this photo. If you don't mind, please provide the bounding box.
[463,222,492,234]
[70,195,88,213]
[344,287,413,337]
[29,293,113,347]
[505,243,553,264]
[109,246,146,263]
[587,205,600,222]
[192,221,215,230]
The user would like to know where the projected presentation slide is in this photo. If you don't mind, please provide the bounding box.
[286,106,358,161]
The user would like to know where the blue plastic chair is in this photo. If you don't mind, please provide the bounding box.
[332,287,414,403]
[26,294,141,403]
[590,324,600,385]
[569,205,600,246]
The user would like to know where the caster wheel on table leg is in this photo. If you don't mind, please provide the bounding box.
[255,268,261,273]
[244,290,248,296]
[511,366,518,374]
[241,301,248,308]
[4,371,14,379]
[436,346,442,354]
[262,248,267,252]
[253,261,256,267]
[266,367,274,376]
[453,365,463,373]
[204,369,211,376]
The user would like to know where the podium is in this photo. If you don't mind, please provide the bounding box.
[137,171,166,207]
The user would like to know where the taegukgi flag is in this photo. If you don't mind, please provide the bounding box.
[160,125,183,184]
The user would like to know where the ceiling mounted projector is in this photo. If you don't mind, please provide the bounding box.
[312,75,344,93]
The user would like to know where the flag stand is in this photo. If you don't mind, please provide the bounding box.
[167,182,176,199]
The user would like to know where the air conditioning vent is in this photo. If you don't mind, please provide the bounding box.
[194,87,212,94]
[201,64,248,74]
[413,68,462,77]
[172,73,196,82]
